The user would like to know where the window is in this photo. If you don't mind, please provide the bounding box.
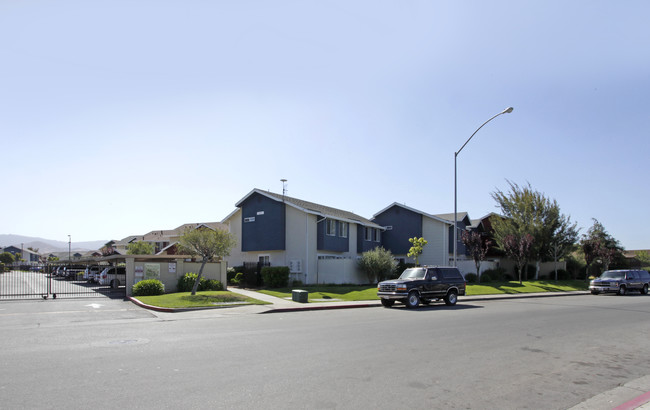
[244,217,255,223]
[339,222,348,238]
[326,219,336,236]
[374,229,381,242]
[364,227,372,241]
[258,255,270,265]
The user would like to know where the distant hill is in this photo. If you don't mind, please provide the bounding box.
[0,234,108,254]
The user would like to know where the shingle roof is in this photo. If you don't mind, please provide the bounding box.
[237,189,384,229]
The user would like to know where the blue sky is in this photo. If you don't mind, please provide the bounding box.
[1,1,648,250]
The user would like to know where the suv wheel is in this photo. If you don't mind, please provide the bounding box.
[405,291,420,309]
[591,290,600,295]
[444,291,458,306]
[110,279,120,289]
[641,284,649,295]
[618,286,627,296]
[380,299,395,308]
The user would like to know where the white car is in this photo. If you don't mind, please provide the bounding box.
[84,266,103,283]
[98,267,126,288]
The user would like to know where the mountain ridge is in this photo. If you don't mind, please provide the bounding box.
[0,234,109,254]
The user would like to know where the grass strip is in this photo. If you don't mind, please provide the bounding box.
[135,291,270,308]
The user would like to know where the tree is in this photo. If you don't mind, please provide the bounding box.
[636,250,650,267]
[461,231,490,283]
[0,252,15,265]
[502,233,534,285]
[358,247,396,283]
[407,237,428,266]
[548,214,580,281]
[126,241,155,255]
[491,181,576,280]
[176,227,237,295]
[580,219,623,279]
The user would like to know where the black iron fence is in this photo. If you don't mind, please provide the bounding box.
[0,263,125,300]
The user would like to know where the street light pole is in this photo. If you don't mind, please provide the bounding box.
[453,107,513,267]
[68,235,71,266]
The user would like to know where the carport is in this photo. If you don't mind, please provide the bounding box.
[98,255,228,297]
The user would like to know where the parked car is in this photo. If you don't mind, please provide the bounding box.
[377,266,466,308]
[589,269,650,295]
[84,266,103,283]
[97,266,126,288]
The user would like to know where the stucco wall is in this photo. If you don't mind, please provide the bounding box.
[126,259,227,296]
[419,216,448,266]
[316,258,366,284]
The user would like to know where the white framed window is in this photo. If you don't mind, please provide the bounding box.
[374,229,381,242]
[258,255,270,265]
[339,221,348,238]
[364,227,372,241]
[326,219,336,236]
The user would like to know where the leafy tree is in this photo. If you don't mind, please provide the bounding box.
[176,227,237,295]
[491,181,576,279]
[580,219,623,278]
[548,214,580,281]
[636,250,650,267]
[461,231,490,283]
[0,252,15,265]
[126,241,155,255]
[502,233,534,285]
[358,247,396,283]
[407,237,427,266]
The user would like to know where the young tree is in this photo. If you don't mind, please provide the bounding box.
[636,250,650,267]
[502,233,534,285]
[461,231,490,283]
[176,227,237,295]
[358,247,396,283]
[126,241,155,255]
[407,237,428,266]
[580,237,602,281]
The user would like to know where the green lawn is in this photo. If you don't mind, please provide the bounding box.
[134,291,270,308]
[259,280,588,302]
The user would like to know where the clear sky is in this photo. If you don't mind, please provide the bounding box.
[1,1,648,249]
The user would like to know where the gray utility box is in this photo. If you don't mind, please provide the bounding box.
[292,289,308,303]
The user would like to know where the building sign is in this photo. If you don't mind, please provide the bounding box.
[144,263,161,280]
[168,262,176,273]
[134,265,144,283]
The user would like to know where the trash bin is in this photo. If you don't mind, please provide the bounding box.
[292,289,308,303]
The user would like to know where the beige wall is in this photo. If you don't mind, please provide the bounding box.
[316,258,366,284]
[126,258,227,296]
[419,216,449,266]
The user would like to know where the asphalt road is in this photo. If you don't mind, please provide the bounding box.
[1,294,650,409]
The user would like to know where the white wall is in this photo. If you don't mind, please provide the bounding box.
[316,258,366,284]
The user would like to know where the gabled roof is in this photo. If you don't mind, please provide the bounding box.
[469,212,505,229]
[233,188,384,229]
[373,203,453,226]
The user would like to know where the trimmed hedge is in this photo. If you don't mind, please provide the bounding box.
[132,279,165,296]
[261,266,290,288]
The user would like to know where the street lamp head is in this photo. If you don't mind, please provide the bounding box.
[502,107,514,114]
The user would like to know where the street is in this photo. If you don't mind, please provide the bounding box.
[1,294,650,409]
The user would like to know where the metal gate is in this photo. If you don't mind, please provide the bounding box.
[0,263,125,300]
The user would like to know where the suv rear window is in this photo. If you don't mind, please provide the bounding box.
[441,268,462,280]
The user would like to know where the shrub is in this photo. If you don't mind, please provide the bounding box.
[394,261,416,278]
[177,272,223,292]
[481,268,509,282]
[132,279,165,296]
[202,279,224,291]
[261,266,290,288]
[464,273,478,283]
[232,272,244,285]
[358,247,396,283]
[227,267,237,284]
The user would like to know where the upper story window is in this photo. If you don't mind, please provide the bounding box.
[326,219,336,236]
[374,228,381,242]
[339,222,348,238]
[364,227,372,241]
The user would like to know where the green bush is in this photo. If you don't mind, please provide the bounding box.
[261,266,290,288]
[202,279,224,291]
[481,268,509,282]
[464,273,478,283]
[132,279,165,296]
[177,273,223,292]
